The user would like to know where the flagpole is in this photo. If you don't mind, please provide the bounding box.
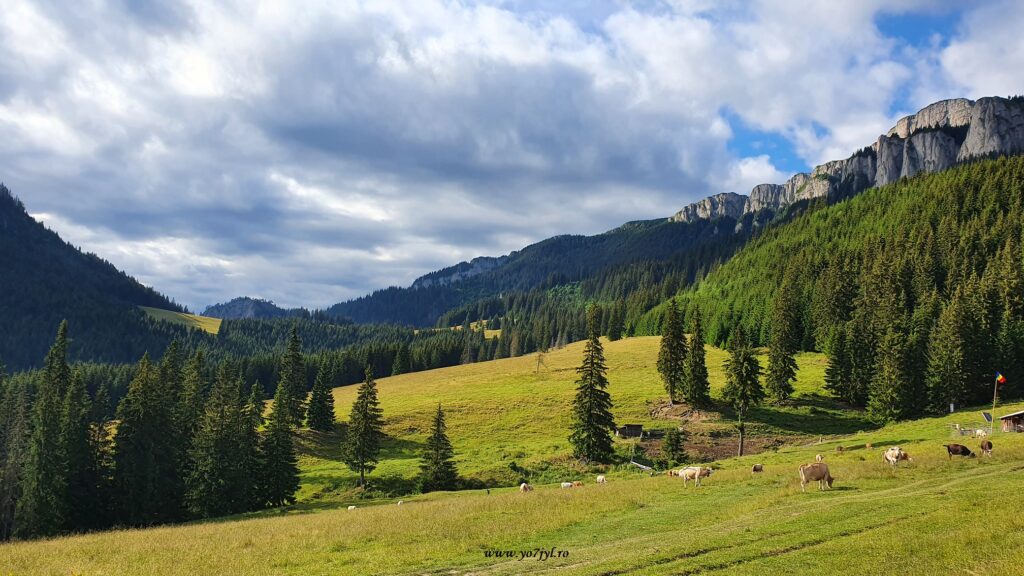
[991,374,1000,436]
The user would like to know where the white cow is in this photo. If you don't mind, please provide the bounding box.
[348,505,357,510]
[678,466,713,487]
[883,446,912,468]
[520,482,534,492]
[560,482,573,489]
[596,475,608,484]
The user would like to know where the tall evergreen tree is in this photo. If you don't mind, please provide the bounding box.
[17,322,71,538]
[927,295,968,414]
[343,367,384,486]
[824,325,854,403]
[307,359,336,432]
[392,344,412,376]
[259,376,299,507]
[418,404,458,492]
[766,274,800,403]
[113,353,182,526]
[278,326,307,427]
[60,369,99,531]
[241,382,264,511]
[722,327,764,456]
[186,366,249,518]
[0,377,30,540]
[569,307,616,463]
[657,299,687,406]
[867,329,912,424]
[683,309,711,406]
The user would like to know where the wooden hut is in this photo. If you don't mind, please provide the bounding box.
[999,410,1024,432]
[615,424,644,438]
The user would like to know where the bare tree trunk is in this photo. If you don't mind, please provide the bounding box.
[737,411,745,457]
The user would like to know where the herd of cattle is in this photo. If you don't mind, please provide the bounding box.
[516,439,996,494]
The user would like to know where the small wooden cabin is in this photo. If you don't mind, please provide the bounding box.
[615,424,644,438]
[999,410,1024,432]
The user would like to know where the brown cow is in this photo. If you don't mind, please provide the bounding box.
[835,446,845,453]
[944,444,975,459]
[571,481,584,488]
[980,440,993,457]
[751,464,764,473]
[798,462,834,492]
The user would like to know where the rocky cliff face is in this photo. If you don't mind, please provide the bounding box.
[671,96,1024,223]
[412,255,511,289]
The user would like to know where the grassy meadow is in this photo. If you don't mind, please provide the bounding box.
[140,306,223,335]
[3,335,1023,575]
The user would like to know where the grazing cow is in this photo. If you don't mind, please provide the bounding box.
[596,475,608,484]
[865,443,873,450]
[572,481,584,488]
[944,444,976,459]
[520,482,534,493]
[975,429,988,438]
[980,440,993,457]
[560,482,573,489]
[883,446,911,468]
[815,454,825,463]
[397,500,404,505]
[751,464,764,473]
[348,505,357,510]
[678,466,713,487]
[798,463,834,492]
[835,446,845,453]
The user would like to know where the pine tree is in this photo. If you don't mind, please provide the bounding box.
[607,301,624,341]
[657,299,687,406]
[392,344,412,376]
[241,382,264,511]
[17,322,71,538]
[259,376,299,507]
[278,326,307,427]
[419,404,458,492]
[662,427,685,466]
[766,274,800,403]
[113,353,183,526]
[824,325,853,402]
[186,366,248,518]
[684,309,711,406]
[0,378,30,540]
[867,329,912,424]
[307,359,336,432]
[569,307,616,463]
[60,368,99,531]
[927,296,968,414]
[722,327,764,456]
[343,367,384,486]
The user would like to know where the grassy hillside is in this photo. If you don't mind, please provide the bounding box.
[140,306,223,335]
[295,336,862,504]
[4,391,1022,575]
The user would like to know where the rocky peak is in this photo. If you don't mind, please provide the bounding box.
[670,96,1024,224]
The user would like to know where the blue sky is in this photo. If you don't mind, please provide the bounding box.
[2,0,1022,310]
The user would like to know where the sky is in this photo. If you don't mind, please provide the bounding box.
[2,0,1023,312]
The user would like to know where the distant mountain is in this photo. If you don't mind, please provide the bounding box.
[0,184,192,370]
[203,297,308,320]
[671,96,1024,222]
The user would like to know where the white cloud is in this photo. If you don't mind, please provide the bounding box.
[3,0,1022,311]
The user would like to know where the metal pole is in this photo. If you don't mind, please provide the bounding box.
[991,374,999,436]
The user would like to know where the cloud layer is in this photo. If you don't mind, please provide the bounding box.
[2,0,1021,310]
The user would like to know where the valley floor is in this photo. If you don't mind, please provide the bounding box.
[3,405,1023,575]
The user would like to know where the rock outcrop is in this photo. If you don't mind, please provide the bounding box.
[671,96,1024,223]
[412,255,511,289]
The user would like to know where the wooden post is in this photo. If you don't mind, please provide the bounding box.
[991,374,1000,436]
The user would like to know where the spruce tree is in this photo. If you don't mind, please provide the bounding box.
[113,353,183,525]
[824,325,853,402]
[278,326,307,427]
[569,307,616,463]
[419,404,458,492]
[657,299,687,406]
[722,327,764,456]
[241,382,264,511]
[260,377,299,507]
[307,359,336,432]
[684,310,711,406]
[0,379,30,540]
[60,369,98,531]
[343,367,384,486]
[662,427,685,466]
[766,274,800,403]
[927,296,968,414]
[867,329,912,424]
[186,366,248,518]
[392,345,412,375]
[17,322,71,538]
